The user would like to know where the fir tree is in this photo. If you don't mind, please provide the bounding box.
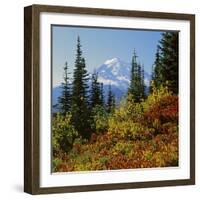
[129,49,138,96]
[111,94,116,110]
[128,50,145,102]
[90,72,101,108]
[152,46,163,90]
[99,83,104,107]
[138,62,142,86]
[71,36,90,139]
[57,61,71,114]
[141,64,146,99]
[107,84,115,113]
[150,64,155,94]
[158,32,178,94]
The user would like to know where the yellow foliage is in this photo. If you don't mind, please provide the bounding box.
[108,93,151,140]
[142,84,172,112]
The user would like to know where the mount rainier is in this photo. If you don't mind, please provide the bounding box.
[96,57,150,91]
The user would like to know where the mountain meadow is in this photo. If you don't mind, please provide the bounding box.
[52,32,178,172]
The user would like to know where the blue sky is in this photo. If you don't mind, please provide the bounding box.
[52,25,164,87]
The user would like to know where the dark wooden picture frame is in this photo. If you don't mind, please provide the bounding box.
[24,4,195,195]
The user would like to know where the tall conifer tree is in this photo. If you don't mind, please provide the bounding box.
[99,83,104,107]
[57,61,71,114]
[107,84,115,113]
[152,46,163,90]
[129,50,137,96]
[71,36,90,138]
[90,72,102,108]
[141,64,146,99]
[159,32,178,94]
[128,50,145,102]
[151,32,178,94]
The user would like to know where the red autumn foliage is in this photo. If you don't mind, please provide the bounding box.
[144,95,178,124]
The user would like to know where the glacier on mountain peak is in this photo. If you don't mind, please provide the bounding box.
[104,57,121,65]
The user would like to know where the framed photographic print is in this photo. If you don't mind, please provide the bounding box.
[24,4,195,194]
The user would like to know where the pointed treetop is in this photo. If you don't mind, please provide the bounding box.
[77,35,80,42]
[133,49,138,58]
[76,36,82,59]
[132,49,138,64]
[64,61,68,69]
[77,35,81,47]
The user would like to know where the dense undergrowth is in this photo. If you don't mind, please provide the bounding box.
[52,86,178,172]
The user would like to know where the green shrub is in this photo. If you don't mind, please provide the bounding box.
[108,94,151,140]
[52,157,62,172]
[91,105,108,134]
[52,113,78,154]
[99,156,110,165]
[112,142,134,155]
[142,84,173,112]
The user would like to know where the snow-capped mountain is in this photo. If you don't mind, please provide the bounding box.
[96,58,131,91]
[95,57,150,97]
